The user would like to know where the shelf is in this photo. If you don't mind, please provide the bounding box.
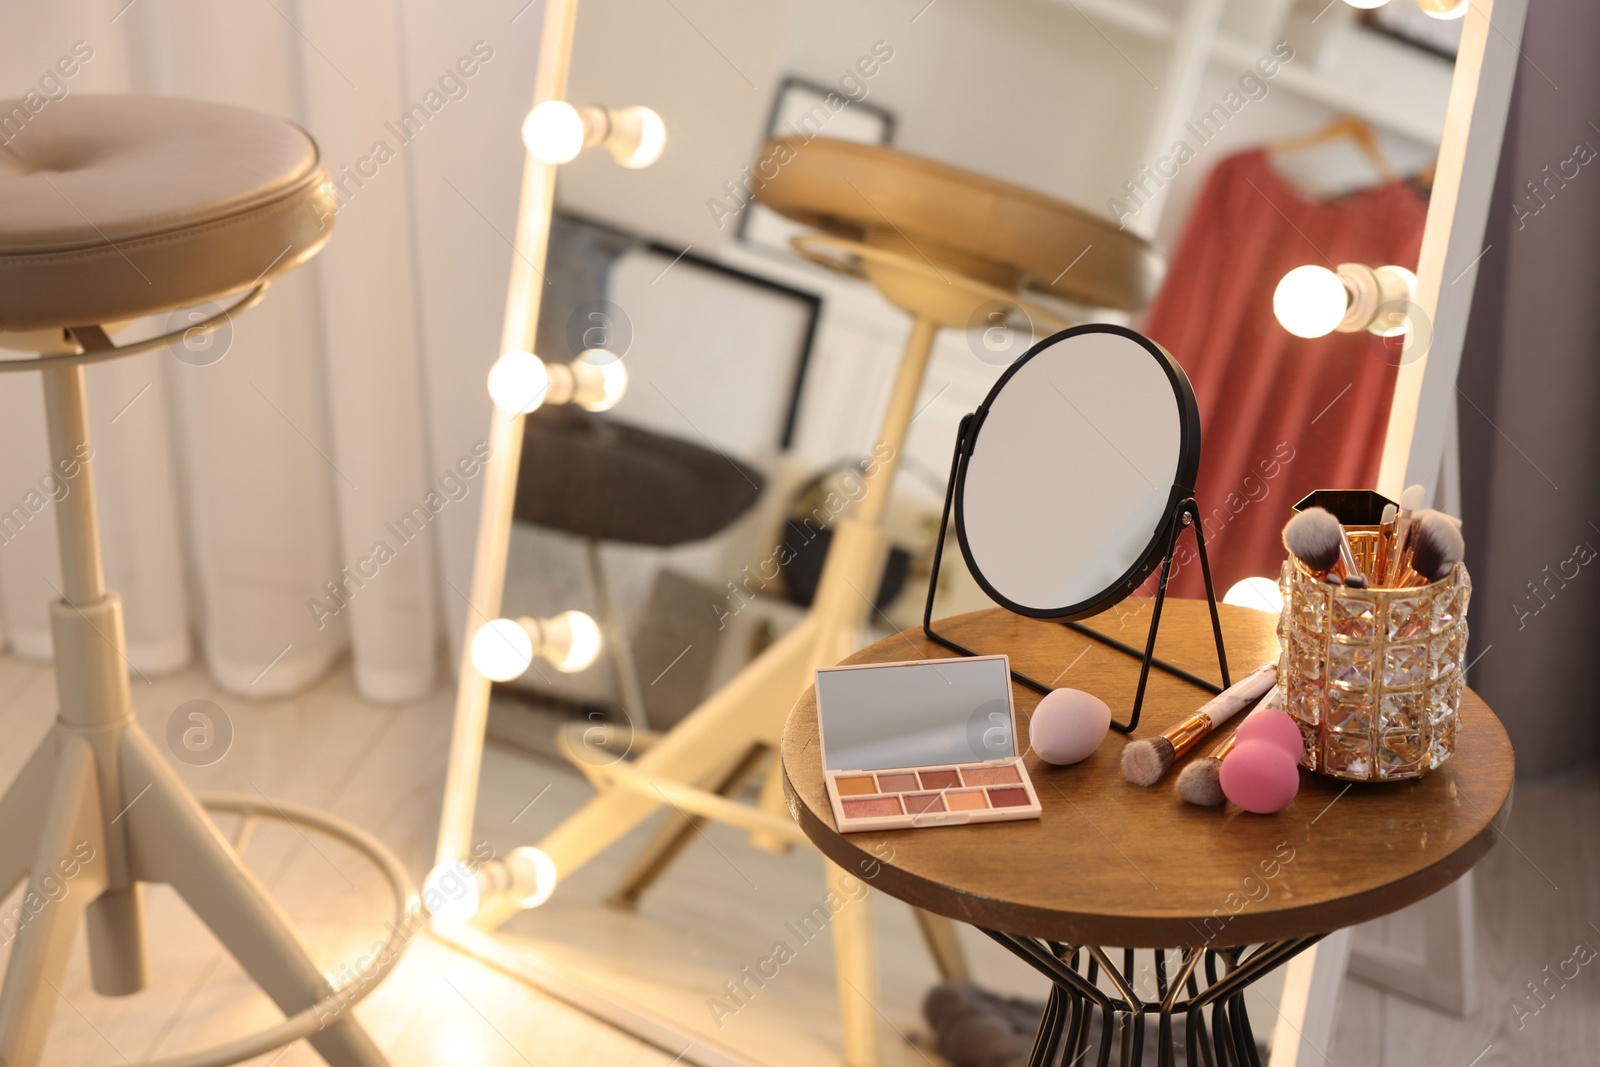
[1051,0,1451,146]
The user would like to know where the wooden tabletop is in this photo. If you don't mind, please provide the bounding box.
[780,600,1514,948]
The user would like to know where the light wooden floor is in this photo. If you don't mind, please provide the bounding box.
[0,650,1592,1065]
[1326,767,1600,1067]
[0,652,680,1067]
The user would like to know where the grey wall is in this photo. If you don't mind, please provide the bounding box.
[1458,0,1600,777]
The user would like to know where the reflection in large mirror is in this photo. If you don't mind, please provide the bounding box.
[426,1,1519,1064]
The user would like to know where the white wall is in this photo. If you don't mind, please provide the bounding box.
[554,0,1451,255]
[547,0,1455,504]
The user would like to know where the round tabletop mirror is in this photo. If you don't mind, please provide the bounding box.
[955,323,1200,621]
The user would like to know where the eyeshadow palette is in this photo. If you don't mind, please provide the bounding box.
[814,654,1042,832]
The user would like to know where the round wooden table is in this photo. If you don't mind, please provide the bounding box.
[781,600,1514,1067]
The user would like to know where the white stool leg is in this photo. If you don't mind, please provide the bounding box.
[1268,927,1351,1067]
[0,735,109,1067]
[119,728,388,1067]
[0,740,59,900]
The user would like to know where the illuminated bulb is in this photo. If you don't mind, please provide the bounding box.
[487,351,550,414]
[423,847,558,924]
[522,101,586,164]
[544,353,628,412]
[1416,0,1467,16]
[606,106,666,168]
[470,611,602,681]
[1273,265,1349,339]
[571,351,628,411]
[470,618,534,682]
[422,860,481,924]
[504,847,559,908]
[537,610,603,673]
[1224,577,1285,616]
[521,101,665,169]
[1367,265,1420,338]
[1274,263,1418,339]
[490,350,629,415]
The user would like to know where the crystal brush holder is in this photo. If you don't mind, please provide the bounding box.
[1278,530,1471,781]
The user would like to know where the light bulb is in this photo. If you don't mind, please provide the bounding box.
[470,618,534,682]
[570,350,628,411]
[505,847,558,908]
[1343,0,1389,9]
[522,101,586,164]
[1416,0,1467,16]
[540,610,602,673]
[487,351,550,414]
[422,860,481,924]
[423,848,557,923]
[1273,265,1349,339]
[1224,577,1285,615]
[608,106,665,168]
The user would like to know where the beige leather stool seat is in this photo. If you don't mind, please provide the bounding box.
[0,94,334,333]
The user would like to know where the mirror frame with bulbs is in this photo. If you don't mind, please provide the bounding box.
[423,0,1530,1057]
[922,323,1231,734]
[427,0,653,922]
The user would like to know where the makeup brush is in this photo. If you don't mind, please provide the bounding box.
[1399,509,1465,586]
[1282,508,1342,582]
[1384,484,1426,587]
[1335,517,1366,587]
[1122,663,1277,787]
[1177,732,1238,807]
[1376,503,1398,585]
[1283,508,1362,585]
[1177,684,1284,806]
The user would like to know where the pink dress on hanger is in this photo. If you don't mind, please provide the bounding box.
[1140,149,1428,599]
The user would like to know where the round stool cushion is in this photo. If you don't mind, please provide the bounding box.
[0,94,334,332]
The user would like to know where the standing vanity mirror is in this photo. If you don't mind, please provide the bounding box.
[925,322,1229,732]
[425,1,1530,1064]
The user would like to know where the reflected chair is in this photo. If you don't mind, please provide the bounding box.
[512,402,764,727]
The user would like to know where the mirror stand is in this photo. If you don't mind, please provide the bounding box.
[922,414,1233,734]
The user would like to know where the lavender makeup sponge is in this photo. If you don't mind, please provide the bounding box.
[1029,689,1111,766]
[1219,741,1300,814]
[1234,709,1305,763]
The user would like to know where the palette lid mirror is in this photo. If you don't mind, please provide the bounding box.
[955,323,1200,621]
[814,656,1015,772]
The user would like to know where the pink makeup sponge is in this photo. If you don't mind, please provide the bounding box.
[1029,688,1111,766]
[1219,740,1300,814]
[1234,709,1304,763]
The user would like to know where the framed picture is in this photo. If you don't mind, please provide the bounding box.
[738,76,896,255]
[608,243,820,453]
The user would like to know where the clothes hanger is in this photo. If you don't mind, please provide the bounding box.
[1270,115,1399,184]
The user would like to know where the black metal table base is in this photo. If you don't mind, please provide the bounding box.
[981,932,1325,1067]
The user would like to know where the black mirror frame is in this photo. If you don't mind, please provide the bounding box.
[952,322,1203,623]
[921,323,1230,734]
